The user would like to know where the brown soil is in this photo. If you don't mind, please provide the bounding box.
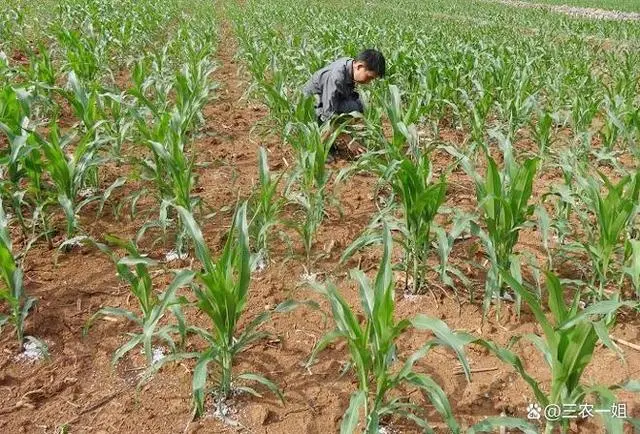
[1,19,639,434]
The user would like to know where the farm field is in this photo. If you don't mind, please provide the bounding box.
[0,0,639,433]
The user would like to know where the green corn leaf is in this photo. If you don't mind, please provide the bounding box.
[593,320,624,362]
[412,314,473,381]
[235,386,262,398]
[144,269,194,335]
[502,272,556,345]
[405,372,460,433]
[394,344,433,383]
[474,339,548,406]
[545,271,568,324]
[192,348,216,416]
[84,307,141,336]
[237,372,284,403]
[20,296,36,329]
[340,390,366,434]
[98,176,126,216]
[402,412,435,434]
[620,379,640,392]
[559,301,637,330]
[522,333,552,368]
[307,329,343,367]
[351,269,374,319]
[175,205,214,272]
[112,334,144,365]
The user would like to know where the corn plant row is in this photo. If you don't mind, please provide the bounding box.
[0,0,218,352]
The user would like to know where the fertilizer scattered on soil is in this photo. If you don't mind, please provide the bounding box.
[14,340,48,363]
[151,346,166,364]
[165,250,188,262]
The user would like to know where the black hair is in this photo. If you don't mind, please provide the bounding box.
[355,49,386,78]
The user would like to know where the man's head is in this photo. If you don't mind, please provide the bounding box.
[352,49,386,84]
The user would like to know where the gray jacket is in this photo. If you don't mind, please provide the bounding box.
[302,57,364,123]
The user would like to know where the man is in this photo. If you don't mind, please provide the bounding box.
[302,49,386,159]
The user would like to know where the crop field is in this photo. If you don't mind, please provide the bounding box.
[0,0,639,433]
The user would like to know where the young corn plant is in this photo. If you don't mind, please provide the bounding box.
[0,85,49,238]
[529,108,555,159]
[309,226,465,432]
[575,171,640,300]
[285,120,342,266]
[0,84,33,184]
[84,236,194,366]
[54,24,105,84]
[502,271,640,434]
[623,239,640,298]
[234,28,291,131]
[342,153,447,294]
[24,42,56,94]
[141,111,199,255]
[33,118,108,239]
[100,91,134,163]
[60,71,102,136]
[457,84,494,152]
[0,201,36,347]
[135,39,215,256]
[462,146,539,317]
[172,203,285,417]
[392,155,446,293]
[384,84,420,157]
[249,147,284,265]
[541,151,580,248]
[172,41,217,137]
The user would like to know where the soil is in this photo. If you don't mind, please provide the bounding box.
[1,17,639,434]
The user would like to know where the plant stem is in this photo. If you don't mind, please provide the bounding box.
[221,347,232,399]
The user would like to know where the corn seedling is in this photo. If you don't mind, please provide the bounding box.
[33,118,108,239]
[60,71,102,135]
[249,147,284,264]
[575,171,640,300]
[54,23,106,84]
[529,108,555,159]
[0,200,36,347]
[501,271,640,433]
[100,91,134,163]
[134,33,215,255]
[310,226,465,432]
[172,203,285,417]
[342,152,446,294]
[384,84,420,157]
[390,154,446,293]
[285,120,343,266]
[24,42,56,92]
[459,141,539,317]
[84,236,194,366]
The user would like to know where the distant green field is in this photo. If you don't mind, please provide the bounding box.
[520,0,640,13]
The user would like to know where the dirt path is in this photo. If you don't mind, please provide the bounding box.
[482,0,640,20]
